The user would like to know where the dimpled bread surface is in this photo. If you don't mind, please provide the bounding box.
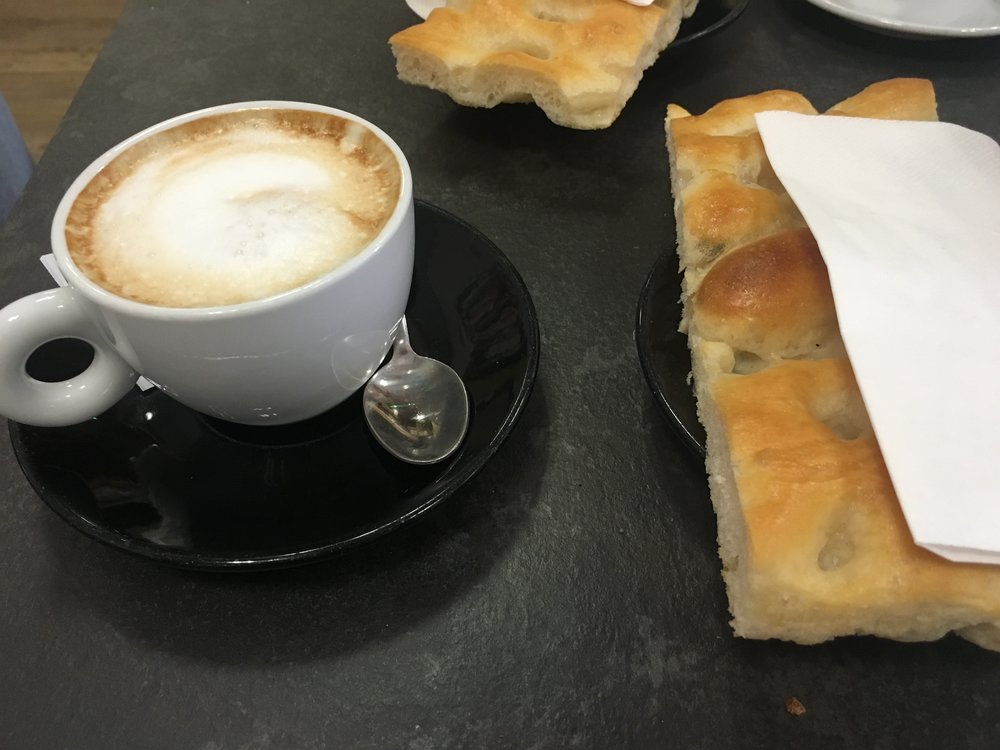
[665,78,1000,651]
[390,0,698,130]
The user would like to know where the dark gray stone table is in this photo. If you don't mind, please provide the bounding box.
[2,1,999,747]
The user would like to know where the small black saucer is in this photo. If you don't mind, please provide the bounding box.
[9,201,540,570]
[635,249,705,457]
[672,0,750,50]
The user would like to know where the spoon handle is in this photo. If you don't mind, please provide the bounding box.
[394,315,415,357]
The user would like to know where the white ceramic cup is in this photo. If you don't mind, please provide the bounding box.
[0,101,414,427]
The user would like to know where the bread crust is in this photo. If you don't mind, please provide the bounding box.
[666,79,1000,650]
[692,229,841,359]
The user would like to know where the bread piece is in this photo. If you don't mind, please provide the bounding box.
[390,0,698,130]
[666,79,1000,651]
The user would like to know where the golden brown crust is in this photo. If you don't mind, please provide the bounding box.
[715,359,1000,638]
[389,0,693,129]
[665,78,1000,649]
[665,90,817,274]
[692,229,839,358]
[668,90,817,138]
[671,132,768,185]
[679,174,804,269]
[827,78,938,121]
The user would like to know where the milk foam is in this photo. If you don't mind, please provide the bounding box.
[66,111,401,308]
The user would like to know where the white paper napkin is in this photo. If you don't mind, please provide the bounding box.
[39,254,153,392]
[756,112,1000,565]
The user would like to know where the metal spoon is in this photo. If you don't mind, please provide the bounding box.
[363,316,470,464]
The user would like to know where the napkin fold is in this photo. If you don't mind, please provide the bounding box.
[756,112,1000,565]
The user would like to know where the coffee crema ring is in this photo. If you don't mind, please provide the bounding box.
[65,109,403,309]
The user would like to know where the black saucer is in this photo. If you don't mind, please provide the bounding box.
[635,249,705,457]
[673,0,750,50]
[9,201,540,570]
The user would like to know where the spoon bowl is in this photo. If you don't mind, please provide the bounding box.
[363,316,470,464]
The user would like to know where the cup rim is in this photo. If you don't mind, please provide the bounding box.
[50,100,414,320]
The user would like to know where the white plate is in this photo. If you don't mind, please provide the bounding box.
[405,0,443,19]
[406,0,656,20]
[804,0,1000,37]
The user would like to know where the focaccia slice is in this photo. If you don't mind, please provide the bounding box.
[666,78,1000,651]
[390,0,698,129]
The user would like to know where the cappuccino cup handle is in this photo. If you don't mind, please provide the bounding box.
[0,288,137,427]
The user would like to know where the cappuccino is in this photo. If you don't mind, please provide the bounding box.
[65,109,402,308]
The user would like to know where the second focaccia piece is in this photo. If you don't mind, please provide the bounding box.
[666,79,1000,651]
[390,0,697,130]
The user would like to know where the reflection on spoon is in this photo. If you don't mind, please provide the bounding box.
[362,316,470,465]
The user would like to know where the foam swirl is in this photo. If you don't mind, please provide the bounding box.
[65,109,402,308]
